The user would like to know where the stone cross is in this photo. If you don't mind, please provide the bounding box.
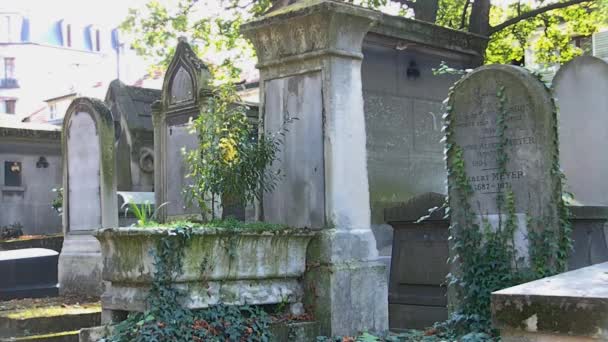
[242,0,388,335]
[58,97,118,296]
[445,65,560,264]
[554,56,608,206]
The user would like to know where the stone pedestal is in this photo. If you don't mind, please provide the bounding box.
[242,0,388,335]
[58,98,118,297]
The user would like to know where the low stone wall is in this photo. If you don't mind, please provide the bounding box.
[491,262,608,341]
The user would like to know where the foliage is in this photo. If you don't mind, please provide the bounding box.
[0,223,23,240]
[442,77,572,337]
[51,187,63,216]
[484,1,606,66]
[120,0,607,79]
[183,82,290,220]
[102,225,273,342]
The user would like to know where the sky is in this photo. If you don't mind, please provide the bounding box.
[4,0,149,28]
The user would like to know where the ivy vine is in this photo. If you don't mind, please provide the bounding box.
[442,71,573,337]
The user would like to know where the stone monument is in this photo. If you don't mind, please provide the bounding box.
[554,56,608,206]
[58,97,118,296]
[445,64,560,264]
[153,38,213,222]
[242,0,389,335]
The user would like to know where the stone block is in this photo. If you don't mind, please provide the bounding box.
[492,262,608,340]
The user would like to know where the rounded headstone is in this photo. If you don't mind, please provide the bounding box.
[554,56,608,206]
[446,65,559,222]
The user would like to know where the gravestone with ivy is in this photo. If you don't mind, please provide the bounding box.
[554,56,608,206]
[58,97,118,296]
[444,65,569,318]
[153,38,213,222]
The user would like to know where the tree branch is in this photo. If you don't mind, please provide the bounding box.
[488,0,594,35]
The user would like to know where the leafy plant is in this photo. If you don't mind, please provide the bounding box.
[184,82,293,220]
[0,223,23,240]
[122,201,168,227]
[51,187,63,216]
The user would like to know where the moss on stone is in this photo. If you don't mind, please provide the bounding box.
[10,330,79,340]
[1,303,100,320]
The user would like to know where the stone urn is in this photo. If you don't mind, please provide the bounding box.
[95,226,316,316]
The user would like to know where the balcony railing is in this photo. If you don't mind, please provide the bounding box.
[0,78,19,89]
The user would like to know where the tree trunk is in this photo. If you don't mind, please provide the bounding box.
[413,0,440,23]
[469,0,491,36]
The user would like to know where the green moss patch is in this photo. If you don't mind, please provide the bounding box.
[1,303,100,320]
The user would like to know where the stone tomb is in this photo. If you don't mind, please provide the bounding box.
[554,56,608,206]
[58,97,118,296]
[446,65,560,262]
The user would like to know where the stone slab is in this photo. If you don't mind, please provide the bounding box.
[0,248,58,300]
[492,262,608,339]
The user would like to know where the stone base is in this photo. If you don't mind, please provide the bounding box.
[58,234,103,297]
[304,229,389,336]
[102,278,304,313]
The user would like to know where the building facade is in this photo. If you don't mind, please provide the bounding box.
[0,11,124,122]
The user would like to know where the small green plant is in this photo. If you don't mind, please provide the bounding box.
[184,81,294,221]
[122,201,168,227]
[51,187,63,216]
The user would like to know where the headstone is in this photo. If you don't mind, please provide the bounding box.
[242,1,388,335]
[153,38,213,222]
[553,56,608,206]
[0,248,58,300]
[58,97,118,296]
[445,64,560,262]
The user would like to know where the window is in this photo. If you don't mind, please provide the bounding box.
[95,29,100,51]
[4,57,14,79]
[66,24,71,47]
[4,161,21,186]
[49,103,57,119]
[1,99,16,114]
[0,16,10,42]
[5,99,15,114]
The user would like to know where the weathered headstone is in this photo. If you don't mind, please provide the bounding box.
[153,38,213,222]
[554,56,608,206]
[58,97,118,296]
[243,0,388,335]
[445,65,560,261]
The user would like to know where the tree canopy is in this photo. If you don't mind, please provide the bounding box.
[121,0,607,80]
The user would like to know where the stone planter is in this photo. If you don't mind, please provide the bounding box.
[95,227,315,314]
